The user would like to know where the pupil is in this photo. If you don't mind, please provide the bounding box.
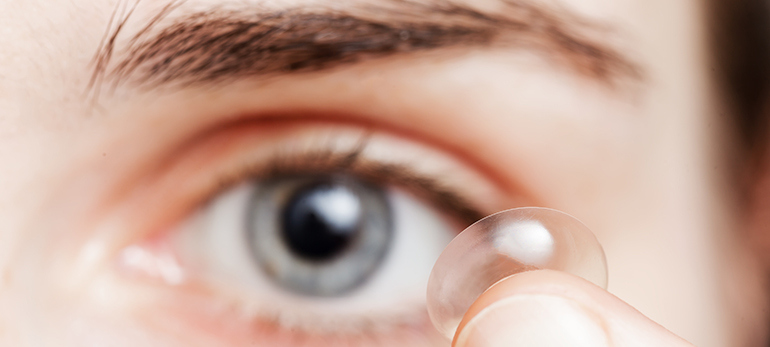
[280,182,363,261]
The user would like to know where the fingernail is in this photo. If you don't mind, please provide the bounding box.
[454,294,610,347]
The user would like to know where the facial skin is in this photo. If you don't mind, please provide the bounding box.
[0,0,765,346]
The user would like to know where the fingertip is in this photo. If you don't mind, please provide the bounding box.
[453,269,600,343]
[453,293,610,347]
[452,269,693,347]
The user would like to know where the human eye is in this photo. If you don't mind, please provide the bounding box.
[61,120,515,346]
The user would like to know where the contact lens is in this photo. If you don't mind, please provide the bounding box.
[426,207,607,339]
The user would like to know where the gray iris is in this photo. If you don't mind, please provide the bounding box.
[247,175,393,296]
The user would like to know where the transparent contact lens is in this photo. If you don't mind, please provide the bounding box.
[426,207,607,339]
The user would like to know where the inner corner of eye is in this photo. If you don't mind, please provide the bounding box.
[116,239,186,286]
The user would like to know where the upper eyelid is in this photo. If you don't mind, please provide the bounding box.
[151,114,516,210]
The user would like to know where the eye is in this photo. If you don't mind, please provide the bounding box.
[150,171,456,331]
[249,175,393,296]
[108,122,510,345]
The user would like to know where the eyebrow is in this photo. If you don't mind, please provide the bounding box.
[91,0,641,92]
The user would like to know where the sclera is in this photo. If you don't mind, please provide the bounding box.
[426,207,607,339]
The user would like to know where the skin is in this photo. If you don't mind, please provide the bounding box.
[0,0,765,346]
[454,270,695,347]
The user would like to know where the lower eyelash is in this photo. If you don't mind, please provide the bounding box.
[137,283,444,346]
[236,299,428,335]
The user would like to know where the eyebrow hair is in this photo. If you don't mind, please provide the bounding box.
[90,0,641,93]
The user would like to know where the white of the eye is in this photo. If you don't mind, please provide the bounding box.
[174,183,455,333]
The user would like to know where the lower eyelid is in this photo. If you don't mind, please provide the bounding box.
[136,295,444,347]
[109,265,445,346]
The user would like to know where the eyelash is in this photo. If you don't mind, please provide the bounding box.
[205,140,485,228]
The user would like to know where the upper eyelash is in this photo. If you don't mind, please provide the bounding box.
[211,141,485,227]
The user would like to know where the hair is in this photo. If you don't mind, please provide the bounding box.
[707,0,770,158]
[709,2,770,345]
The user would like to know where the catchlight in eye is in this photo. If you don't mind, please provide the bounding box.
[426,207,607,339]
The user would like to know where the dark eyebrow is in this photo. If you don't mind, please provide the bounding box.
[91,0,641,92]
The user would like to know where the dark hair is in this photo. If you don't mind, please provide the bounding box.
[707,0,770,156]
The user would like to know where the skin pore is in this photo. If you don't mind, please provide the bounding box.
[0,0,766,346]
